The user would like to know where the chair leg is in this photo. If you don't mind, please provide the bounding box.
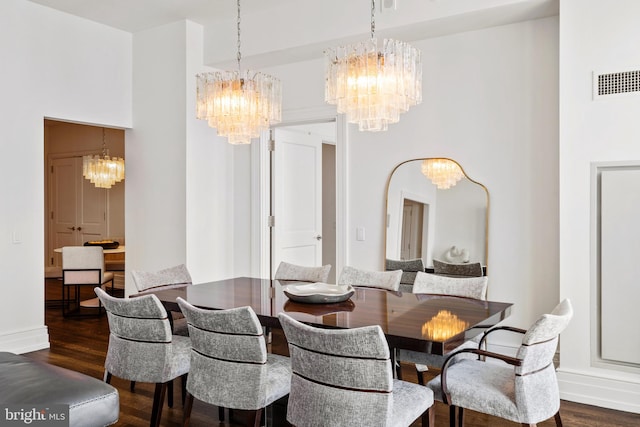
[449,406,456,427]
[183,392,194,427]
[248,408,264,427]
[150,382,167,427]
[130,381,136,392]
[421,405,435,427]
[104,372,112,383]
[181,374,187,405]
[218,407,225,421]
[167,379,174,408]
[554,411,563,427]
[416,368,425,386]
[457,406,465,427]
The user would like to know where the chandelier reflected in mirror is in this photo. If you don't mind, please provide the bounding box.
[196,0,281,145]
[421,158,464,190]
[324,0,422,132]
[82,128,124,189]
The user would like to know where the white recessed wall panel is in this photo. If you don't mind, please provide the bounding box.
[600,168,640,365]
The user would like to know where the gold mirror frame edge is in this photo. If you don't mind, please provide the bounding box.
[383,157,490,273]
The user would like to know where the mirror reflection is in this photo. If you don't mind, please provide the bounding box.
[385,158,489,269]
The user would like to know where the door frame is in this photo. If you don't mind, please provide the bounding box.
[252,107,347,284]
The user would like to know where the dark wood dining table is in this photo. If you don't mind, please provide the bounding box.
[143,276,512,357]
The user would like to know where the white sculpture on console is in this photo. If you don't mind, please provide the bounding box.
[444,246,470,263]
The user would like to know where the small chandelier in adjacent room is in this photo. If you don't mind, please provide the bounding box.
[324,0,422,132]
[82,128,125,189]
[421,158,464,190]
[196,0,282,145]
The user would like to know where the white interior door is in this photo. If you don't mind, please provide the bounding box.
[48,157,106,266]
[273,128,323,275]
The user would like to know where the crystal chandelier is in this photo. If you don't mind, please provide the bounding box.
[196,0,281,145]
[324,0,422,132]
[82,128,124,189]
[421,158,464,190]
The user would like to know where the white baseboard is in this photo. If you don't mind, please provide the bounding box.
[0,326,50,354]
[557,368,640,414]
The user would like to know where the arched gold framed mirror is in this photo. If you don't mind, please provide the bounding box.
[384,158,489,270]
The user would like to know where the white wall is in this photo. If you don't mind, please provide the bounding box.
[558,0,640,413]
[260,16,559,352]
[0,0,131,353]
[126,21,189,286]
[185,22,242,284]
[127,20,249,289]
[262,17,559,353]
[349,17,559,343]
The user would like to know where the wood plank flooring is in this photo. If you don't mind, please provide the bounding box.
[24,280,640,426]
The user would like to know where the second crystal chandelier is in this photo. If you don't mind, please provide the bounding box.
[196,0,282,144]
[325,0,423,132]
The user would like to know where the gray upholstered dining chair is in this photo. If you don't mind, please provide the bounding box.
[62,246,114,317]
[427,299,573,427]
[176,298,291,427]
[385,258,425,293]
[131,264,192,336]
[338,265,403,292]
[413,271,488,299]
[274,261,332,283]
[433,259,483,278]
[397,271,490,383]
[278,312,435,427]
[94,287,191,427]
[131,263,192,294]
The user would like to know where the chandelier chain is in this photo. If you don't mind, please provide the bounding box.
[370,0,376,40]
[236,0,242,71]
[101,128,107,156]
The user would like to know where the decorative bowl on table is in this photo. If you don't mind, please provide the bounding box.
[84,240,120,249]
[282,282,355,304]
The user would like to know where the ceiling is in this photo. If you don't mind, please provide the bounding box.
[26,0,558,68]
[26,0,279,33]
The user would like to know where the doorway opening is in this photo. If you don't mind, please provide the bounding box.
[270,121,338,283]
[44,119,126,293]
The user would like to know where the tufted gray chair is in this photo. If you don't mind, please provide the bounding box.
[338,265,403,292]
[131,263,192,294]
[274,261,332,283]
[427,299,573,427]
[433,259,483,278]
[412,272,488,299]
[385,258,425,293]
[397,272,490,383]
[279,312,435,427]
[131,264,192,337]
[94,287,191,427]
[177,298,291,427]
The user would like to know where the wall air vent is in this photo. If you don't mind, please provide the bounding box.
[594,69,640,100]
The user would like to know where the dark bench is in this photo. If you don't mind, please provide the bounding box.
[0,352,119,426]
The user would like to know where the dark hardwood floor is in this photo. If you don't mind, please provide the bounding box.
[24,280,640,426]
